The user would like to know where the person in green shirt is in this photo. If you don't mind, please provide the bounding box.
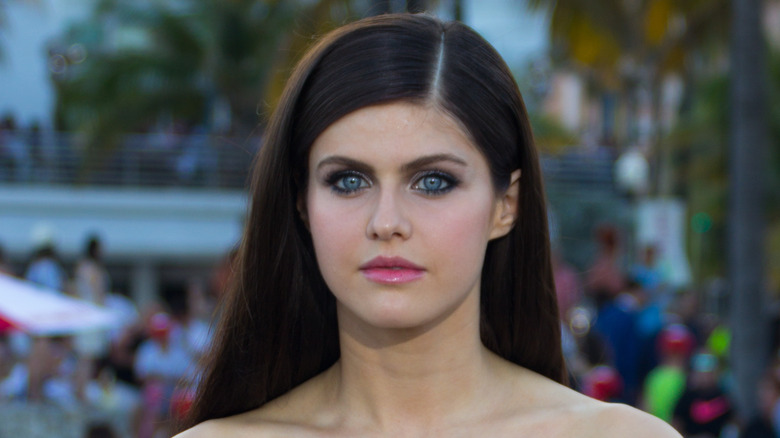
[643,324,695,422]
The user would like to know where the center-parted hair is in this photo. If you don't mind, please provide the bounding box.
[181,13,563,429]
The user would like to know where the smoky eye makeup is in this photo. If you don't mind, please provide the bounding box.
[324,169,372,195]
[410,170,460,196]
[320,165,464,197]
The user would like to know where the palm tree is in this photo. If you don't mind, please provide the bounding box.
[54,0,297,137]
[54,0,443,161]
[526,0,729,195]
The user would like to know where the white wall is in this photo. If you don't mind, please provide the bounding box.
[0,186,245,261]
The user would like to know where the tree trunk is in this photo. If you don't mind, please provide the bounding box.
[729,0,769,420]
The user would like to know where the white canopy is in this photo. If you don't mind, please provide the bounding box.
[0,273,120,336]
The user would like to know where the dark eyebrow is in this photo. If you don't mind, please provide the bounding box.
[316,153,468,173]
[316,156,374,174]
[400,154,468,172]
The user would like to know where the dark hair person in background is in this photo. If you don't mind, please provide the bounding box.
[176,14,679,437]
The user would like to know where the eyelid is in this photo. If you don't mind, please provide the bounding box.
[410,169,458,183]
[410,169,460,194]
[324,169,372,195]
[324,168,372,185]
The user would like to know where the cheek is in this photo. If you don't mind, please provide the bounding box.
[306,190,363,276]
[421,198,496,271]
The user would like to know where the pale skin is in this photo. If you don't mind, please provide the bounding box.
[177,102,681,437]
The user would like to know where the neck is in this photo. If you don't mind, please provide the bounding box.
[330,294,502,432]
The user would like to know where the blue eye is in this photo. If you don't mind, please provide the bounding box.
[420,176,446,191]
[413,172,457,195]
[327,171,370,194]
[340,175,363,191]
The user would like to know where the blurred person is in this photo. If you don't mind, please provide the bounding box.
[178,279,213,359]
[674,289,708,345]
[74,235,110,304]
[592,284,641,404]
[24,234,72,402]
[582,365,624,403]
[26,335,72,402]
[630,243,665,293]
[25,235,66,292]
[0,115,31,182]
[73,235,112,402]
[109,302,162,388]
[102,288,140,344]
[672,351,734,438]
[621,279,665,386]
[585,224,626,301]
[552,248,583,321]
[135,312,193,438]
[176,125,217,186]
[642,323,696,423]
[0,334,27,400]
[27,121,43,177]
[705,321,731,365]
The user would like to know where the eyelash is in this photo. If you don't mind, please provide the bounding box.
[324,170,460,196]
[411,170,459,196]
[326,170,371,195]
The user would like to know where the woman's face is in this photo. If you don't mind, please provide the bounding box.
[304,102,518,331]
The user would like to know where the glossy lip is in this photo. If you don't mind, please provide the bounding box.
[359,256,426,284]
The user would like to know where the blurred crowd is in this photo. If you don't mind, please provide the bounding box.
[0,113,253,188]
[0,235,229,438]
[557,224,778,438]
[1,222,778,438]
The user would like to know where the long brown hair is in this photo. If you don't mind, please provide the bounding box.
[181,13,563,430]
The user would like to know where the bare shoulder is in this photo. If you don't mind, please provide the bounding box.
[173,419,229,438]
[495,365,680,438]
[579,402,682,438]
[173,413,311,438]
[174,368,338,438]
[532,377,681,438]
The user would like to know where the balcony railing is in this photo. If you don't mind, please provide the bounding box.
[0,131,260,190]
[0,130,618,192]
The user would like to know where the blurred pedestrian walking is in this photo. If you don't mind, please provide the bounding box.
[73,235,112,402]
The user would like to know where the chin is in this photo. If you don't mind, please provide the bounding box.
[340,295,468,334]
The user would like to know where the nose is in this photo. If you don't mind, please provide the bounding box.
[366,188,412,241]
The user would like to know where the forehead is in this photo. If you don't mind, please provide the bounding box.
[308,102,479,162]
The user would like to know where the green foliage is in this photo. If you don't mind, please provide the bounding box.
[528,112,578,155]
[526,0,730,160]
[52,0,299,164]
[667,52,780,284]
[527,0,729,85]
[51,0,407,170]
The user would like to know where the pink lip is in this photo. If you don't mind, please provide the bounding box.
[359,256,426,284]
